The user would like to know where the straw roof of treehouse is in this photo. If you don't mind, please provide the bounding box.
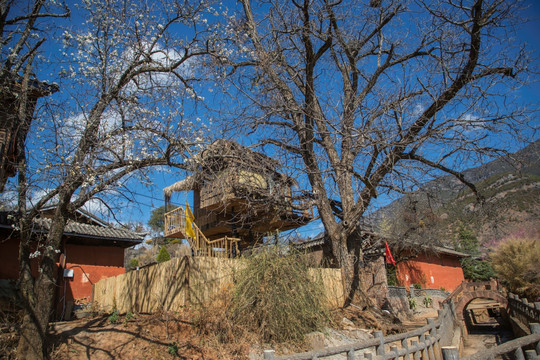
[164,139,289,199]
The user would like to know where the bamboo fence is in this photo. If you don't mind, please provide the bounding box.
[93,256,344,313]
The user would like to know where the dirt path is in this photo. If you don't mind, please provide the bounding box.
[462,323,514,358]
[49,314,226,360]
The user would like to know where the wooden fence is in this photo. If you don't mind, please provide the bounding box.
[508,293,540,327]
[264,303,456,360]
[93,256,344,313]
[442,323,540,360]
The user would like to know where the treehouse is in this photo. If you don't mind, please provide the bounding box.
[163,139,313,256]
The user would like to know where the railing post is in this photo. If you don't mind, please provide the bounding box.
[428,318,441,360]
[402,338,411,360]
[530,323,540,355]
[441,347,459,360]
[264,349,275,360]
[391,345,400,360]
[374,331,385,356]
[420,333,429,360]
[514,347,526,360]
[347,348,356,360]
[524,350,537,360]
[411,340,422,360]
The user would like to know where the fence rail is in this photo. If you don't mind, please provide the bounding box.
[265,303,455,360]
[442,323,540,360]
[508,293,540,326]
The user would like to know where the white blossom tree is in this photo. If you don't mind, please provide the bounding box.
[215,0,536,304]
[9,1,221,358]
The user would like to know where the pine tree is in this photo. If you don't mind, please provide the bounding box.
[455,226,494,281]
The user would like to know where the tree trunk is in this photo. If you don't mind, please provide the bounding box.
[17,230,45,360]
[17,206,68,360]
[327,227,371,308]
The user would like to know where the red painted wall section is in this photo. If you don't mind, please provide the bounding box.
[0,236,48,280]
[60,244,126,302]
[396,252,465,291]
[0,236,21,279]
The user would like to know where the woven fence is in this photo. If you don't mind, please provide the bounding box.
[93,256,344,313]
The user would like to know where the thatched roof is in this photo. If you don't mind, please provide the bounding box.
[164,139,293,198]
[163,176,196,198]
[198,139,279,171]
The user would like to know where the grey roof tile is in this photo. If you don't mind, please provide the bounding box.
[34,217,143,242]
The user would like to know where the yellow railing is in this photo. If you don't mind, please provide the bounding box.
[164,206,240,258]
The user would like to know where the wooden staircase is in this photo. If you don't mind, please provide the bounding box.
[164,206,240,258]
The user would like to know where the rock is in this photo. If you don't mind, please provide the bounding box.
[305,331,325,350]
[342,317,356,330]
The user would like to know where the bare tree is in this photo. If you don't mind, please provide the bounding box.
[7,0,219,358]
[216,0,536,304]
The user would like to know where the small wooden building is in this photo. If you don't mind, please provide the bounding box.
[164,140,312,254]
[0,209,142,319]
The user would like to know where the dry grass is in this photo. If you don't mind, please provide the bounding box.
[228,247,331,344]
[491,236,540,299]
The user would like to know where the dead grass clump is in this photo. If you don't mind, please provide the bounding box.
[491,236,540,299]
[229,247,330,343]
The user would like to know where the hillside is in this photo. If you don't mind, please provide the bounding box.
[374,140,540,245]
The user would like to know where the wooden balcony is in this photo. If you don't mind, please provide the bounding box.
[164,206,186,239]
[164,206,240,258]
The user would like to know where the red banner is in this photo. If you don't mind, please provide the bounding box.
[385,241,396,265]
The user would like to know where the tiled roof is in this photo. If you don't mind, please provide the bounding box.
[294,231,469,258]
[33,218,143,242]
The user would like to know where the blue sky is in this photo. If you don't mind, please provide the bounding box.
[7,0,540,238]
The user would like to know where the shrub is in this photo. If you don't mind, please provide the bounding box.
[423,295,432,307]
[408,298,417,310]
[108,310,119,324]
[128,258,139,270]
[168,341,178,355]
[228,247,329,343]
[156,246,171,263]
[491,237,540,299]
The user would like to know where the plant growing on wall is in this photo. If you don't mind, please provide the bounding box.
[156,246,171,263]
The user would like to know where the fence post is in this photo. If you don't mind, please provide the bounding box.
[514,347,526,360]
[374,331,385,356]
[428,318,441,360]
[264,349,275,360]
[402,338,411,360]
[524,350,537,360]
[441,347,459,360]
[411,340,422,360]
[420,333,429,360]
[530,323,540,355]
[391,345,400,360]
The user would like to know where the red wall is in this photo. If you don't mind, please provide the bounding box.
[0,236,21,279]
[397,252,464,291]
[0,236,42,279]
[0,236,127,307]
[60,244,126,302]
